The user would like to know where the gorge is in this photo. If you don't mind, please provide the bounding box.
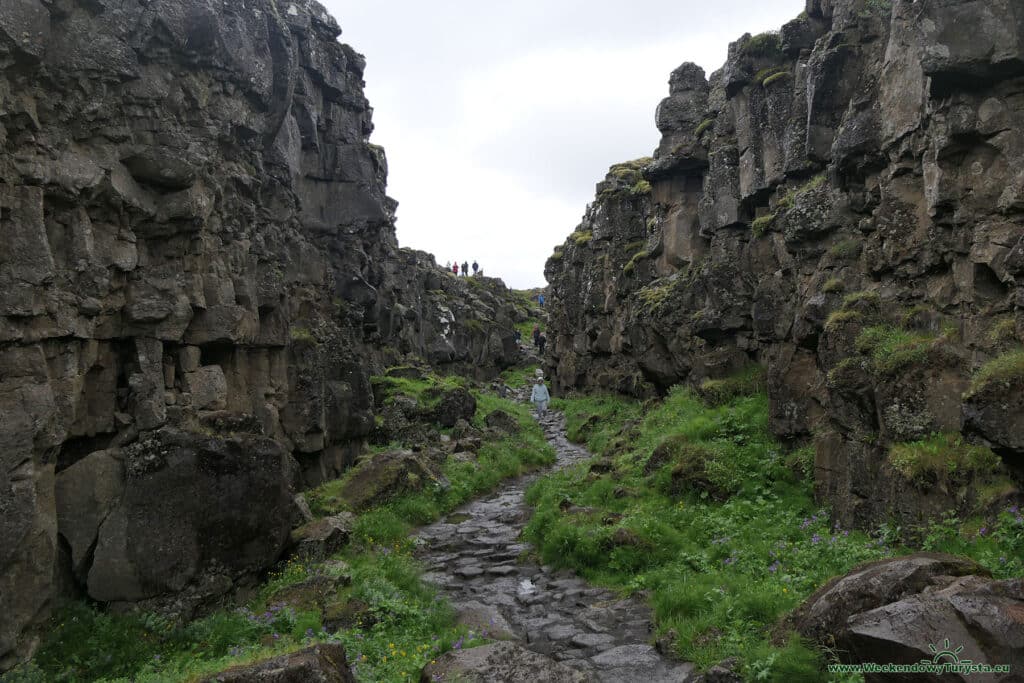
[1,0,1023,681]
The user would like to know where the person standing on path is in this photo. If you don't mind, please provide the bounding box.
[538,293,545,307]
[532,324,540,348]
[538,331,547,354]
[452,262,459,275]
[462,261,469,277]
[472,260,479,274]
[530,377,550,417]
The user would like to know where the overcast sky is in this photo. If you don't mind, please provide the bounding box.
[323,1,805,289]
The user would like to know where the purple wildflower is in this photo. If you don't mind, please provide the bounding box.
[811,533,822,544]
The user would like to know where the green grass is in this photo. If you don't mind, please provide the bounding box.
[371,371,469,410]
[631,179,653,196]
[841,290,880,310]
[694,118,715,136]
[828,238,862,260]
[549,249,564,262]
[623,250,649,275]
[698,365,767,406]
[968,348,1024,396]
[762,71,792,87]
[527,387,893,679]
[822,278,844,293]
[754,66,787,84]
[570,230,593,246]
[17,386,552,683]
[888,433,1002,483]
[751,214,776,237]
[855,325,936,375]
[988,318,1018,345]
[526,385,1024,680]
[742,31,783,59]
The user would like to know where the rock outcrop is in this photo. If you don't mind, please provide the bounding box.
[545,0,1024,531]
[201,643,355,683]
[786,553,1024,681]
[0,0,522,670]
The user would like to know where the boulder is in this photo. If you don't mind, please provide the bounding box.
[787,553,1024,681]
[484,409,520,434]
[337,450,448,511]
[419,642,587,683]
[289,513,354,561]
[54,449,124,578]
[84,429,294,603]
[202,643,354,682]
[433,387,477,427]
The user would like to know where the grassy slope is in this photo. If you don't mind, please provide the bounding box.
[8,377,553,683]
[522,387,1024,681]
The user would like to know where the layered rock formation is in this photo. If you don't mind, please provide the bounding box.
[0,0,521,669]
[545,0,1024,531]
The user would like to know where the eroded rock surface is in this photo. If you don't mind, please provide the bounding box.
[0,0,523,669]
[788,553,1024,682]
[201,643,354,683]
[544,0,1024,531]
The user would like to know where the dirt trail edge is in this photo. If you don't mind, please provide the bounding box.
[414,411,696,682]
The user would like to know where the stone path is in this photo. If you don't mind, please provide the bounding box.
[414,411,695,682]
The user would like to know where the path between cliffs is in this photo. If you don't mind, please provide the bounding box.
[414,412,695,682]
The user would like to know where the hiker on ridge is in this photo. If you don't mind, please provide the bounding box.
[532,324,540,348]
[452,262,459,275]
[472,260,479,274]
[538,331,547,354]
[462,261,469,277]
[531,376,550,417]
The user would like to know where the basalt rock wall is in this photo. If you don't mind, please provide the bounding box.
[0,0,519,669]
[546,0,1024,534]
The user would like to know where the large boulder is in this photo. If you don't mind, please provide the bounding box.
[82,429,295,605]
[419,642,587,683]
[433,387,477,428]
[787,553,1024,681]
[202,643,354,683]
[337,449,448,511]
[289,513,354,561]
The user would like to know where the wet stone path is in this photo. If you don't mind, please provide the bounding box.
[414,412,695,682]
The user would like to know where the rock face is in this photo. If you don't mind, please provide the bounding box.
[787,553,1024,682]
[545,0,1024,531]
[0,0,521,670]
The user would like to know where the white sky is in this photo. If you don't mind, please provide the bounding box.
[324,1,805,289]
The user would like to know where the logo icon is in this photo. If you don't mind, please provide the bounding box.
[923,638,972,666]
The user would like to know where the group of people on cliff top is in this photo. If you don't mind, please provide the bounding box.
[445,260,479,277]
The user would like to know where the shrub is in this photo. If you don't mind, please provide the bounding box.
[823,309,862,332]
[841,290,880,310]
[549,249,564,262]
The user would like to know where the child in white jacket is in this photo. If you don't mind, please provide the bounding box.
[531,378,550,416]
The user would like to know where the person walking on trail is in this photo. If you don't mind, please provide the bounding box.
[532,324,540,348]
[452,262,459,275]
[472,260,479,274]
[462,261,469,277]
[538,331,547,354]
[514,329,522,346]
[538,293,545,307]
[531,377,550,417]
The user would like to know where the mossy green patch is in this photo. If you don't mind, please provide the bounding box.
[888,433,1001,483]
[762,71,792,87]
[570,230,593,246]
[855,325,937,375]
[698,365,767,406]
[968,348,1024,395]
[822,278,844,293]
[751,213,776,237]
[694,118,715,136]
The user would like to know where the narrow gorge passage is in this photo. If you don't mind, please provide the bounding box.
[414,412,695,682]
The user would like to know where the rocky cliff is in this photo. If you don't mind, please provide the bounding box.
[545,0,1024,533]
[0,0,522,669]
